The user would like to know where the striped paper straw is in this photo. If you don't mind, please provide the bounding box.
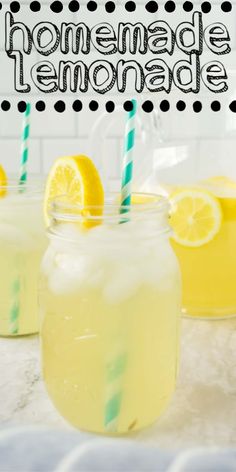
[104,348,127,433]
[9,276,20,335]
[9,104,31,334]
[120,99,137,211]
[104,101,137,433]
[19,103,31,185]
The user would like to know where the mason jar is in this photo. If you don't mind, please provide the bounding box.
[39,193,181,434]
[0,181,46,336]
[136,111,236,319]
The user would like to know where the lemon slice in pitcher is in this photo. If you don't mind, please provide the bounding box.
[169,188,222,247]
[44,155,104,227]
[0,165,7,197]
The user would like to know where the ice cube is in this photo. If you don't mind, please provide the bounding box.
[103,264,142,304]
[48,251,103,295]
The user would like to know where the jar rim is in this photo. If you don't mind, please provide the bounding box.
[49,192,170,224]
[0,178,44,193]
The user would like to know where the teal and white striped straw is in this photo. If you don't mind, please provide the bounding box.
[19,103,31,185]
[104,100,137,433]
[120,99,137,211]
[9,103,31,334]
[104,349,127,433]
[9,276,20,335]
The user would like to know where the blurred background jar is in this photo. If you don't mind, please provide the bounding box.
[0,180,46,336]
[91,85,236,319]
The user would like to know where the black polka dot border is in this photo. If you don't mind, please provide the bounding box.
[3,101,236,113]
[0,2,231,13]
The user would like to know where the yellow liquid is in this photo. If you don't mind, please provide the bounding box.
[171,187,236,317]
[0,194,46,336]
[40,232,181,434]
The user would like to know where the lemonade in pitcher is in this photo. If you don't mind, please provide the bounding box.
[39,156,181,434]
[0,173,46,336]
[169,176,236,318]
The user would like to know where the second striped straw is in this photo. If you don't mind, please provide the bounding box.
[9,103,31,334]
[120,99,137,211]
[19,103,31,186]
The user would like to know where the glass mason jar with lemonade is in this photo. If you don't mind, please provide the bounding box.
[39,155,181,434]
[139,143,236,318]
[0,168,46,336]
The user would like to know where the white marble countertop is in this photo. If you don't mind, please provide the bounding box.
[0,318,236,448]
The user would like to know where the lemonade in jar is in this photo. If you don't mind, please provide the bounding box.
[39,156,181,434]
[0,172,46,336]
[169,176,236,318]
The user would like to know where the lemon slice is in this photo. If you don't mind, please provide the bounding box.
[44,155,104,227]
[0,164,7,197]
[169,188,222,247]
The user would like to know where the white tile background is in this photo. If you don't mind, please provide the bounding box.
[0,0,236,185]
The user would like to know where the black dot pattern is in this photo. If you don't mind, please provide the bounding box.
[106,101,115,113]
[50,1,63,13]
[1,101,11,111]
[160,100,170,112]
[69,1,80,12]
[229,101,236,113]
[201,1,211,13]
[10,1,20,13]
[87,1,98,11]
[105,1,115,13]
[124,101,134,112]
[211,101,221,112]
[193,101,202,113]
[145,1,158,13]
[89,100,99,111]
[73,100,83,112]
[2,1,231,14]
[6,100,236,113]
[142,101,154,113]
[36,100,46,112]
[125,1,136,12]
[176,100,186,111]
[165,1,176,13]
[221,1,232,12]
[30,1,41,12]
[183,1,193,12]
[54,101,66,113]
[18,101,27,113]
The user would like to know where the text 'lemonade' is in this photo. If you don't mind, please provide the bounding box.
[40,156,181,434]
[0,180,46,336]
[169,176,236,318]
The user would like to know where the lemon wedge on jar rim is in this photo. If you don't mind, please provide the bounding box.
[169,188,222,247]
[0,165,7,197]
[44,155,104,228]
